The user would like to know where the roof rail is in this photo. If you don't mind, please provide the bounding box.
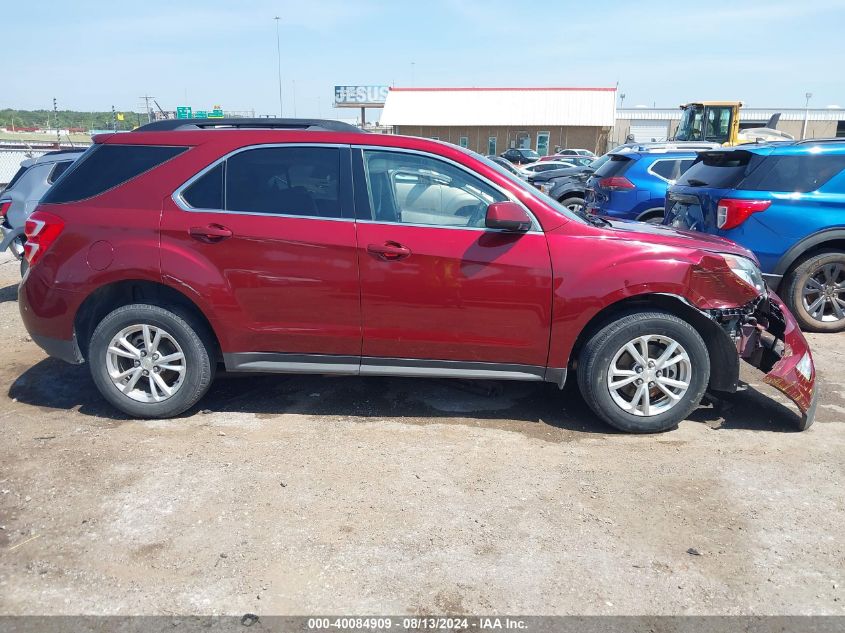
[44,148,87,156]
[133,118,365,133]
[793,137,845,145]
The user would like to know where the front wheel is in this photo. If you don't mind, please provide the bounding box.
[88,304,215,418]
[577,311,710,433]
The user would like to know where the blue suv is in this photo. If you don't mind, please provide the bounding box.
[585,150,699,224]
[665,139,845,333]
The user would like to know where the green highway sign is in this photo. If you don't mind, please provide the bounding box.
[194,110,208,118]
[176,106,192,119]
[208,106,224,118]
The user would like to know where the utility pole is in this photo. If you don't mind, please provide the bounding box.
[274,17,283,117]
[802,92,813,140]
[53,97,60,146]
[139,95,155,123]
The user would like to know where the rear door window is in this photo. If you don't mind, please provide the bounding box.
[47,160,72,184]
[224,146,343,217]
[42,145,187,204]
[738,154,845,193]
[182,163,224,209]
[650,158,695,182]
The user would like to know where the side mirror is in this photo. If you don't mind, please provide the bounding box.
[485,202,532,232]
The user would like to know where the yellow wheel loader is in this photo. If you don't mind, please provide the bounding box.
[674,101,793,146]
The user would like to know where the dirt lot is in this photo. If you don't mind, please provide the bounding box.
[0,250,843,616]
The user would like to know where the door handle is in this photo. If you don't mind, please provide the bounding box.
[190,224,233,242]
[367,241,411,260]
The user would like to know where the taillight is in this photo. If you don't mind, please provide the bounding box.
[0,201,10,219]
[24,211,64,267]
[716,198,772,230]
[598,176,635,190]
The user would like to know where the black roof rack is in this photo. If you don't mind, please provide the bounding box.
[133,118,365,133]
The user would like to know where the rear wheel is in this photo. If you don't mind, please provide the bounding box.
[558,196,585,214]
[88,304,215,418]
[577,311,710,433]
[783,251,845,333]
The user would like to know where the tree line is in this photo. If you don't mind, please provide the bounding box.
[0,109,146,132]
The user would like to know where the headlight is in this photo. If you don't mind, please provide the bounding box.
[722,254,766,295]
[540,182,553,194]
[796,352,813,381]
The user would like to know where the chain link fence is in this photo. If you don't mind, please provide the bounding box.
[0,143,90,188]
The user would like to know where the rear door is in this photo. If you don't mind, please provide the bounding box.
[161,144,362,360]
[352,148,553,370]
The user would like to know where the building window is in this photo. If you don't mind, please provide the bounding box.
[459,136,469,149]
[516,132,531,149]
[487,136,497,155]
[837,121,845,138]
[537,132,550,156]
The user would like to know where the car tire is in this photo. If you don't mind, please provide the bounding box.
[637,210,665,225]
[88,303,215,418]
[558,196,585,214]
[783,250,845,333]
[577,311,710,433]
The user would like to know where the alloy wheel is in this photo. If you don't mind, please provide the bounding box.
[105,324,186,403]
[802,262,845,323]
[606,335,692,417]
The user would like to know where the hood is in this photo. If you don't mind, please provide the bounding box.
[532,166,591,183]
[599,219,757,261]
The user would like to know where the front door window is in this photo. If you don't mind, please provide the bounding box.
[360,150,506,228]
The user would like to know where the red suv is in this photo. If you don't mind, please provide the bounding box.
[18,119,818,432]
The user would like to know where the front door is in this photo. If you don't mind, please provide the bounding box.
[353,148,553,369]
[161,144,361,359]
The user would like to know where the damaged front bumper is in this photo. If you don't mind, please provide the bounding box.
[730,291,818,430]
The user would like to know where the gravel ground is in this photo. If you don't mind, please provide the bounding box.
[0,250,842,616]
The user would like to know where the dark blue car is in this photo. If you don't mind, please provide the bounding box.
[584,150,699,224]
[665,139,845,333]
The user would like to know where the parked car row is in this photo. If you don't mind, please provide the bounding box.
[571,139,845,333]
[14,118,816,433]
[665,139,845,333]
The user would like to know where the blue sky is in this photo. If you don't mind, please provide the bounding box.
[3,0,845,118]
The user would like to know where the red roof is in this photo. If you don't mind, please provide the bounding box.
[388,87,617,92]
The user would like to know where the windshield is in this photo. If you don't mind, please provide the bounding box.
[473,152,587,224]
[587,153,611,171]
[675,106,704,141]
[521,149,540,160]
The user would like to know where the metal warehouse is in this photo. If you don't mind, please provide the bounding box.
[616,107,845,144]
[380,86,617,156]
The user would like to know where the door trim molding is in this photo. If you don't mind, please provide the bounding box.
[222,352,566,385]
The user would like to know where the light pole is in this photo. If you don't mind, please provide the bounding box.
[802,92,813,139]
[619,92,626,108]
[274,17,283,118]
